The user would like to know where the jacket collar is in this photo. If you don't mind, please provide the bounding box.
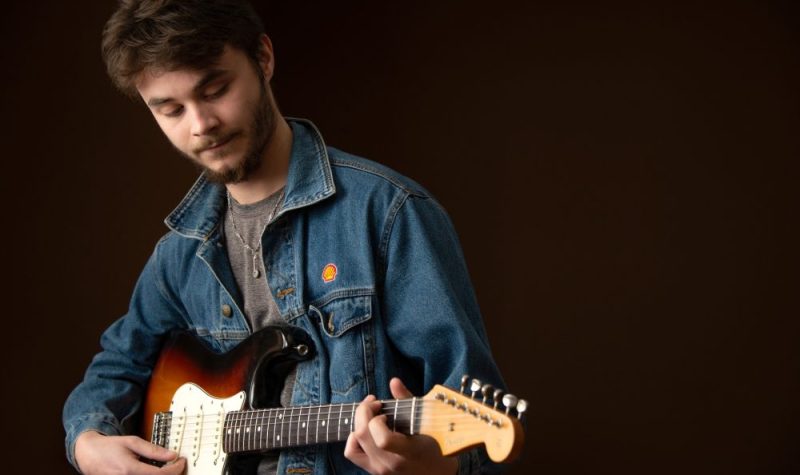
[164,118,336,240]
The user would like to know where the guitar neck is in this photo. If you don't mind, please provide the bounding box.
[222,399,420,454]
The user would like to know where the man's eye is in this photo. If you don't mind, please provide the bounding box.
[206,84,229,100]
[164,106,184,118]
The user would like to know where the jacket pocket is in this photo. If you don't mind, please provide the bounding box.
[309,290,374,401]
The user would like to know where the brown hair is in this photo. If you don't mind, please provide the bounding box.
[101,0,266,97]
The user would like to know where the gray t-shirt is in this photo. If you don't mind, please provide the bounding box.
[224,189,296,474]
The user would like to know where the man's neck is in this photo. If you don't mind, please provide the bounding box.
[226,116,293,204]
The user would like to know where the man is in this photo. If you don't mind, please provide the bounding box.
[63,1,507,474]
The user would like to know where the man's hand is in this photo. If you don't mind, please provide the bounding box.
[75,431,186,475]
[344,378,459,475]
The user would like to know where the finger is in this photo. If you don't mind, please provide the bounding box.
[346,396,389,473]
[352,395,379,450]
[389,377,414,399]
[123,436,179,462]
[368,413,413,455]
[343,432,369,469]
[125,458,186,475]
[159,457,187,474]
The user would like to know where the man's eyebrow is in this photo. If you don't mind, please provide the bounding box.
[145,69,228,107]
[192,69,228,94]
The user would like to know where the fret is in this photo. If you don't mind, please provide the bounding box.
[239,408,245,451]
[264,409,272,449]
[315,404,321,445]
[290,407,295,447]
[325,402,330,442]
[258,409,264,450]
[337,403,343,440]
[233,411,240,453]
[250,408,257,450]
[410,397,417,435]
[244,407,252,451]
[235,410,243,453]
[350,403,355,433]
[306,404,311,445]
[296,406,302,446]
[392,399,399,432]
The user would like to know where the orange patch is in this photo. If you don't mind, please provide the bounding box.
[322,263,338,283]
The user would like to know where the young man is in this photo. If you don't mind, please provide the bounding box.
[63,1,507,474]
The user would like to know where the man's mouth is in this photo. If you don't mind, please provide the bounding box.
[197,132,238,154]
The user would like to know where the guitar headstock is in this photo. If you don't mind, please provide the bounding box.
[420,376,526,463]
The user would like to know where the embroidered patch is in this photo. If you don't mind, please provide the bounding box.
[322,263,338,283]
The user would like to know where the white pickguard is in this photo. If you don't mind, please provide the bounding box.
[167,383,246,475]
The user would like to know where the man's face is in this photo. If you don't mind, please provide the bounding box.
[136,46,275,184]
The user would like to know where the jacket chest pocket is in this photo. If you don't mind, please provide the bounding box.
[309,292,374,401]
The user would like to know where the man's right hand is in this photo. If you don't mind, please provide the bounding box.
[75,431,186,475]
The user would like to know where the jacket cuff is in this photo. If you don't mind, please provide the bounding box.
[64,413,122,472]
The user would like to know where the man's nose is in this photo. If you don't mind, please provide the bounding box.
[189,105,220,136]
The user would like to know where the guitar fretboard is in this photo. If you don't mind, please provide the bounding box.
[222,398,420,454]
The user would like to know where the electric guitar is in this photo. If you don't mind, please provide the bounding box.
[142,326,526,474]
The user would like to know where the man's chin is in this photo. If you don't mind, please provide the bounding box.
[203,165,246,184]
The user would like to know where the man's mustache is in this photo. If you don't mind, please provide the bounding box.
[193,131,241,154]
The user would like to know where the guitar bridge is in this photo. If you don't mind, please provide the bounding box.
[152,411,173,449]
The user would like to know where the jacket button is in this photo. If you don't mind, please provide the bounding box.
[221,304,232,317]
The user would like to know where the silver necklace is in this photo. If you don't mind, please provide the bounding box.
[226,189,285,279]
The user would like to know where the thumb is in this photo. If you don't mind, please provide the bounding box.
[162,457,187,474]
[125,436,179,462]
[389,377,414,399]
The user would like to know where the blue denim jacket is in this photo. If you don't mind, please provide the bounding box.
[63,119,506,474]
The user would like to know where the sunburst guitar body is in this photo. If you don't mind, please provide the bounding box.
[142,326,526,474]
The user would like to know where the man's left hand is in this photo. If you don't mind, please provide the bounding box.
[344,377,459,475]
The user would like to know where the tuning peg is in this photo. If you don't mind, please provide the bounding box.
[493,389,504,410]
[481,384,494,405]
[502,393,518,415]
[516,399,528,421]
[460,375,470,394]
[470,378,482,399]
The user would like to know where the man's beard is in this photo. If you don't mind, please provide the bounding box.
[185,81,275,184]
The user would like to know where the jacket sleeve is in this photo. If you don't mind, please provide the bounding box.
[62,236,188,471]
[379,193,510,474]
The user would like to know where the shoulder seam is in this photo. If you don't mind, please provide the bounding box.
[330,156,429,198]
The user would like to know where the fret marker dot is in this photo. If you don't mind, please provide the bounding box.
[302,422,306,428]
[345,418,349,424]
[277,435,281,441]
[322,421,326,426]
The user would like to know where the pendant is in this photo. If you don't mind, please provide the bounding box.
[253,268,261,279]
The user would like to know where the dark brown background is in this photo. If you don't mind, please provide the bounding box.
[2,0,798,473]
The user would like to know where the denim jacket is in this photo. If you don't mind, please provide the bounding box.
[63,119,506,474]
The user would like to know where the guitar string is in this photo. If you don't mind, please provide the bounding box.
[166,419,504,451]
[168,414,502,431]
[159,405,507,437]
[165,413,506,435]
[159,417,506,448]
[164,411,510,434]
[162,399,506,422]
[155,400,512,450]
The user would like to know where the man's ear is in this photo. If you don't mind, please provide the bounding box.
[257,34,275,81]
